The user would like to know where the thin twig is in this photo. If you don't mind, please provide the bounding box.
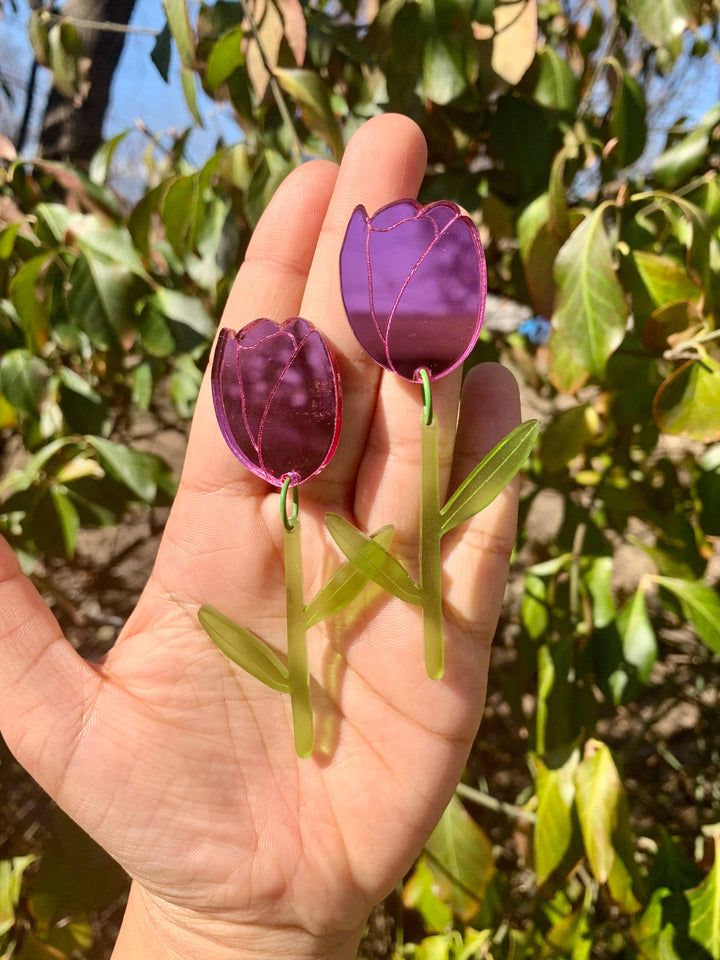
[456,782,538,823]
[45,13,161,36]
[236,0,304,160]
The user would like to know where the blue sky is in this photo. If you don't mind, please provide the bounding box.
[0,0,242,196]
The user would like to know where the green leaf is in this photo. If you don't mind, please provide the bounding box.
[534,47,578,113]
[517,193,560,317]
[608,63,647,169]
[139,301,176,358]
[26,807,127,919]
[548,148,571,243]
[198,605,290,692]
[627,0,692,47]
[642,301,702,352]
[163,0,195,67]
[325,513,421,604]
[490,95,553,198]
[305,525,394,627]
[0,855,36,937]
[0,349,50,418]
[170,354,203,419]
[539,404,600,473]
[128,182,171,258]
[420,0,478,105]
[423,795,495,921]
[48,21,89,101]
[244,150,296,229]
[58,367,108,435]
[132,362,154,411]
[655,576,720,654]
[28,10,51,66]
[275,67,343,160]
[66,251,144,351]
[617,586,657,683]
[205,25,245,91]
[0,437,76,498]
[522,573,549,641]
[653,357,720,443]
[0,222,21,260]
[9,253,52,352]
[680,829,720,957]
[153,287,216,343]
[534,742,581,888]
[660,829,720,959]
[88,130,129,186]
[440,420,539,535]
[30,487,80,558]
[161,175,199,260]
[181,64,203,125]
[653,106,720,190]
[584,557,616,629]
[574,739,643,913]
[548,203,630,389]
[85,436,163,502]
[151,22,172,81]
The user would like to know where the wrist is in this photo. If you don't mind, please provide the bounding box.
[112,882,363,960]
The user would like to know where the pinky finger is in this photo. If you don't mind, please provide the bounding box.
[442,364,522,634]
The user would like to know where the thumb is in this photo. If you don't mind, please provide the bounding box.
[0,535,102,799]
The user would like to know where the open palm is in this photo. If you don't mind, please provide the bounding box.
[0,115,521,959]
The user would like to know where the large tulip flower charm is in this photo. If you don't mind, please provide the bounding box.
[329,200,539,679]
[199,316,391,757]
[340,199,486,381]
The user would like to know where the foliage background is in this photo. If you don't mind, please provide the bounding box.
[1,0,720,956]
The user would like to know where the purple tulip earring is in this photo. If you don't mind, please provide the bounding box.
[198,317,392,757]
[328,199,540,679]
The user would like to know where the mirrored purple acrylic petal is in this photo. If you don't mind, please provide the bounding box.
[211,318,342,487]
[339,199,487,382]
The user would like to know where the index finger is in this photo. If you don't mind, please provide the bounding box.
[301,114,428,494]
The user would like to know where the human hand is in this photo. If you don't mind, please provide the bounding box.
[0,115,521,960]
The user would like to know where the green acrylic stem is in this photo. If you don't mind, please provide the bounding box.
[420,411,445,679]
[284,515,314,758]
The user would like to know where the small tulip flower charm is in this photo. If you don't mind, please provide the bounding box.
[200,316,375,758]
[212,317,342,487]
[330,199,538,681]
[339,199,487,381]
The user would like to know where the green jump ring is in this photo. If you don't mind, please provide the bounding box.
[418,368,433,426]
[280,476,300,531]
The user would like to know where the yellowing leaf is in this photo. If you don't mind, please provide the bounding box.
[534,743,581,888]
[492,0,537,85]
[574,740,643,913]
[423,795,495,921]
[275,68,343,160]
[276,0,306,66]
[653,357,720,443]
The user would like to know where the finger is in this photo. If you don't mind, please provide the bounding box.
[443,364,522,634]
[182,159,340,494]
[353,370,462,564]
[301,114,428,493]
[0,536,102,799]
